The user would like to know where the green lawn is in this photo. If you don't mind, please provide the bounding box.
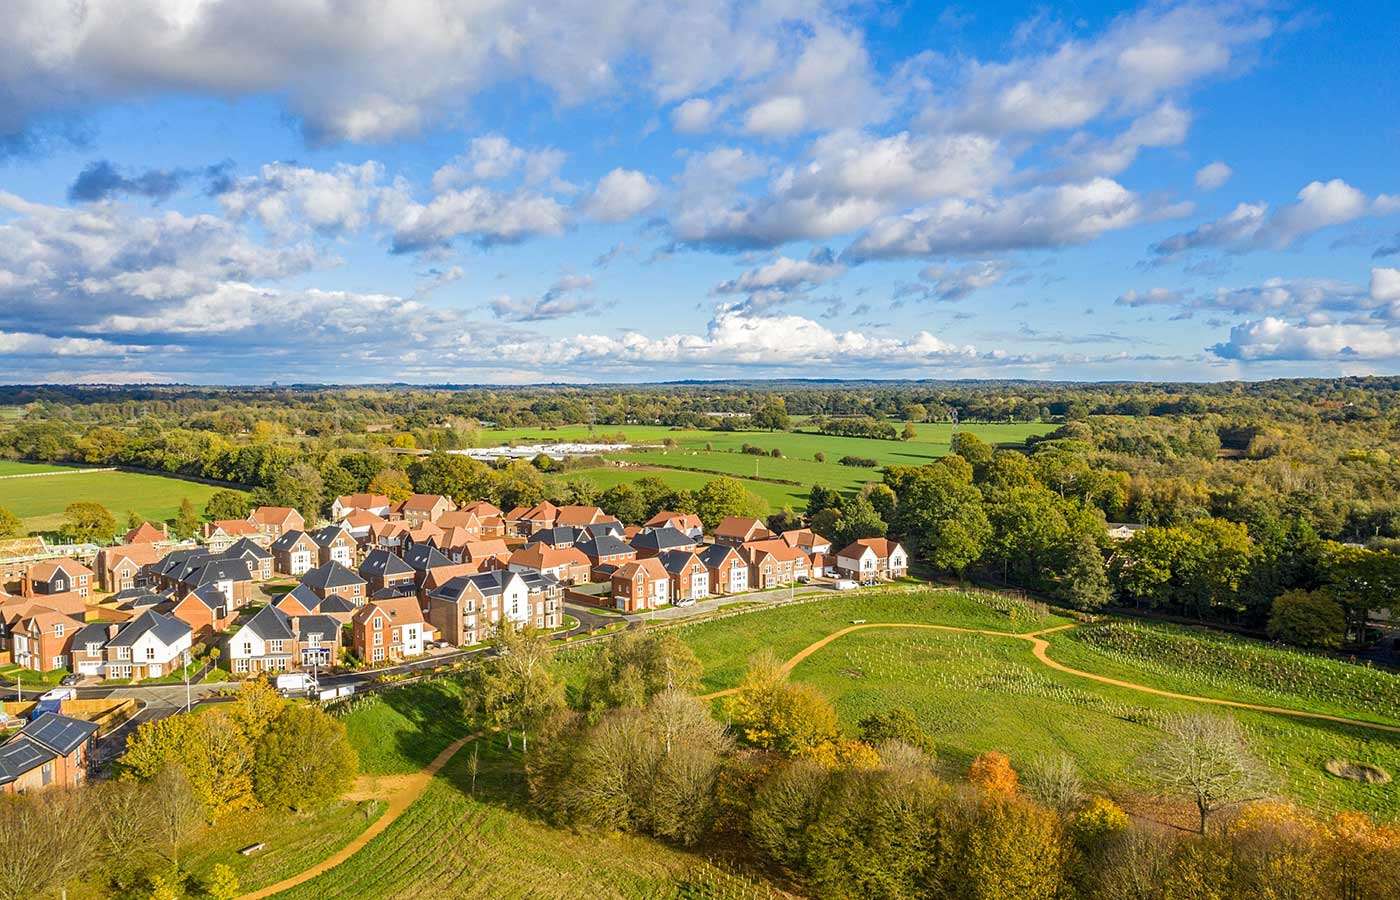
[667,590,1400,818]
[547,465,806,510]
[333,677,475,775]
[0,460,73,475]
[500,421,1053,510]
[0,465,246,533]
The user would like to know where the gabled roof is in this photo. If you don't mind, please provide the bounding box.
[555,505,608,527]
[359,549,415,579]
[402,542,453,572]
[111,586,166,609]
[0,735,56,784]
[317,594,358,615]
[271,529,314,552]
[838,537,903,559]
[629,526,696,553]
[582,519,625,539]
[294,614,343,643]
[780,528,830,551]
[72,620,116,649]
[123,522,167,544]
[434,510,482,530]
[657,549,703,576]
[698,543,741,568]
[744,540,808,564]
[23,713,99,755]
[514,500,559,521]
[576,534,635,560]
[644,511,703,532]
[179,584,230,611]
[236,604,295,642]
[430,569,557,602]
[459,500,504,518]
[343,509,388,530]
[107,609,190,649]
[353,597,425,627]
[401,493,454,513]
[301,561,367,591]
[249,506,300,527]
[207,519,261,537]
[27,557,94,582]
[310,524,353,548]
[614,557,668,582]
[460,539,509,561]
[509,543,589,571]
[223,537,272,561]
[335,493,391,509]
[525,525,583,547]
[274,583,323,613]
[715,517,771,540]
[184,556,253,587]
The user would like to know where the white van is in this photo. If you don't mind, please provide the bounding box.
[38,687,76,702]
[275,673,318,695]
[834,579,858,591]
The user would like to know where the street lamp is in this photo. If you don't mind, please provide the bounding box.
[183,648,192,713]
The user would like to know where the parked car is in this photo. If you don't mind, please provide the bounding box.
[824,567,840,578]
[676,598,696,607]
[59,674,82,687]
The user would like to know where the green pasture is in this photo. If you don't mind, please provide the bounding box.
[0,464,245,534]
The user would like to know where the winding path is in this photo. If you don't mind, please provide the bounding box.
[701,621,1400,735]
[237,731,483,900]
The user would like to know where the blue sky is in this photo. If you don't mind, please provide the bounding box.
[1,1,1397,384]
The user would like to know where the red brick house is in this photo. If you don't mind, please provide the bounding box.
[609,558,670,612]
[780,529,833,571]
[6,608,83,672]
[95,542,166,592]
[0,713,99,794]
[658,549,710,604]
[170,584,234,638]
[201,519,265,552]
[699,544,750,594]
[744,541,811,589]
[123,522,168,545]
[556,505,610,528]
[426,570,561,646]
[331,493,392,520]
[397,494,456,526]
[505,501,558,537]
[358,549,417,596]
[23,558,94,601]
[301,561,367,605]
[351,598,428,664]
[642,511,704,539]
[271,530,318,577]
[248,507,305,541]
[714,517,773,548]
[507,544,592,584]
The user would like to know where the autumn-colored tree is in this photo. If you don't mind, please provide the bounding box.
[204,863,241,900]
[967,751,1019,796]
[146,874,180,900]
[60,500,116,543]
[367,467,414,502]
[1068,796,1130,848]
[174,496,200,538]
[1323,810,1400,900]
[725,652,839,756]
[253,704,357,811]
[1225,801,1326,900]
[0,505,22,538]
[469,621,565,752]
[957,796,1068,900]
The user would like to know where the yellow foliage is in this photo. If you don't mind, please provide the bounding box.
[1069,796,1129,845]
[799,739,880,770]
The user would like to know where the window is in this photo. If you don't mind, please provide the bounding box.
[372,647,385,662]
[234,658,249,673]
[269,640,286,653]
[52,655,66,668]
[53,623,65,637]
[144,647,155,661]
[373,631,383,646]
[85,642,101,655]
[242,641,253,655]
[116,647,131,661]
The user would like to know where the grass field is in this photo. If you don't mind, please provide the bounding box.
[0,460,73,475]
[547,465,808,510]
[0,463,245,533]
[496,421,1051,509]
[666,589,1400,818]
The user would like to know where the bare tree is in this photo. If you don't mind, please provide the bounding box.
[148,765,205,868]
[0,791,96,900]
[1147,714,1267,833]
[1024,753,1085,813]
[473,621,564,753]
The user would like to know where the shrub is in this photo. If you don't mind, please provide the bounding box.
[1268,589,1345,649]
[838,455,879,468]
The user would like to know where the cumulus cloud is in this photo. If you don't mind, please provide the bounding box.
[845,178,1146,261]
[1195,161,1232,190]
[1052,101,1191,178]
[219,162,385,235]
[1212,317,1400,361]
[1372,267,1400,304]
[581,169,661,223]
[0,1,861,146]
[917,260,1012,301]
[430,135,567,192]
[711,250,846,311]
[739,25,889,137]
[943,3,1273,135]
[672,98,718,133]
[1152,179,1400,256]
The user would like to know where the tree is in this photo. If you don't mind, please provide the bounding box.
[599,483,646,525]
[0,505,21,538]
[1058,532,1111,610]
[255,461,324,520]
[725,652,840,757]
[1267,589,1345,648]
[557,475,600,506]
[60,500,116,543]
[957,796,1067,900]
[0,790,97,900]
[1023,753,1084,813]
[470,622,565,752]
[579,629,702,716]
[175,497,200,538]
[902,422,918,441]
[967,751,1019,796]
[367,467,414,502]
[146,874,180,900]
[148,765,203,868]
[204,489,248,521]
[807,484,843,516]
[857,706,935,755]
[885,464,991,572]
[903,402,928,422]
[1148,714,1266,833]
[695,476,769,529]
[825,493,887,548]
[951,431,994,478]
[752,397,791,431]
[253,704,357,811]
[204,863,241,900]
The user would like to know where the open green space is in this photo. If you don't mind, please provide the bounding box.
[0,465,245,533]
[500,421,1053,509]
[668,590,1400,818]
[0,459,74,475]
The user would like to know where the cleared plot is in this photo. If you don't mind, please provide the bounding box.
[0,466,244,532]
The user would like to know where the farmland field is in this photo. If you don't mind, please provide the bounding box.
[503,421,1052,509]
[667,589,1400,818]
[0,463,245,533]
[0,460,73,475]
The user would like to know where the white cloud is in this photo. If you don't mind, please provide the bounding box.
[378,184,569,252]
[1153,179,1399,256]
[1195,161,1232,190]
[944,4,1272,135]
[219,162,383,235]
[1212,317,1400,361]
[672,98,718,133]
[846,178,1145,260]
[744,96,807,135]
[1372,267,1400,303]
[581,169,661,223]
[1054,101,1191,177]
[0,1,860,145]
[917,260,1012,301]
[490,274,597,322]
[711,252,846,310]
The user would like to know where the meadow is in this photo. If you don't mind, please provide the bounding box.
[496,421,1052,509]
[0,462,244,533]
[666,589,1400,818]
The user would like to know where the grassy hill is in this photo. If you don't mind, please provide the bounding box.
[0,462,245,533]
